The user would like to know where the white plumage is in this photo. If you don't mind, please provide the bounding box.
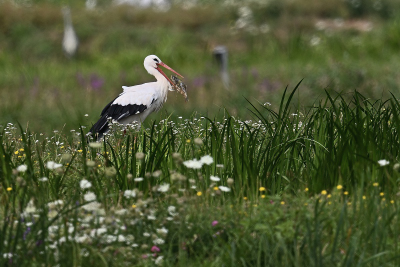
[62,7,79,57]
[89,55,183,140]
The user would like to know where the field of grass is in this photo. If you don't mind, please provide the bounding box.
[1,86,400,266]
[2,1,400,133]
[2,0,400,266]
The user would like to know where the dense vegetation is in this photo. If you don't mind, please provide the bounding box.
[1,87,400,266]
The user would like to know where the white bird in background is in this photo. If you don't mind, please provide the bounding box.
[213,46,229,90]
[62,7,79,58]
[89,55,183,140]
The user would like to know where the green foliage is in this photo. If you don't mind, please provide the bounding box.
[2,2,400,134]
[2,1,400,265]
[1,88,400,265]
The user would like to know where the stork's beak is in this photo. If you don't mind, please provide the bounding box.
[156,62,184,85]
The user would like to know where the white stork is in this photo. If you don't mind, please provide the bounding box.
[88,55,183,140]
[62,7,79,58]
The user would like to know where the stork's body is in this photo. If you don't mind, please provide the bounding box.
[89,55,183,140]
[62,7,79,58]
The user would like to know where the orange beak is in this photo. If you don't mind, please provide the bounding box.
[156,62,184,85]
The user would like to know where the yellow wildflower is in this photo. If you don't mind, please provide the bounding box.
[259,187,266,191]
[362,196,366,200]
[186,139,191,143]
[261,195,266,199]
[327,194,332,198]
[373,182,379,187]
[77,150,83,153]
[213,187,219,191]
[344,191,349,195]
[132,204,137,208]
[390,200,394,204]
[197,191,202,196]
[380,192,384,197]
[321,190,327,195]
[305,188,309,192]
[337,185,343,190]
[281,201,285,205]
[7,187,12,191]
[14,151,18,155]
[243,197,248,200]
[19,148,24,152]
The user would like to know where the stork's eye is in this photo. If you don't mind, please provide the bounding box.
[153,58,159,63]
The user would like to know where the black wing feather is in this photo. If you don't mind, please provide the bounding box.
[89,99,150,140]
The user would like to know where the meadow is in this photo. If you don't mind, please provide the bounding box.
[2,0,400,266]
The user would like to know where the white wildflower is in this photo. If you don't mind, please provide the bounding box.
[155,256,164,265]
[24,199,36,214]
[48,200,63,209]
[75,234,89,243]
[168,206,178,216]
[210,176,220,182]
[134,177,143,182]
[46,161,63,170]
[124,190,136,198]
[3,253,12,259]
[80,179,92,189]
[147,215,156,220]
[219,186,231,192]
[143,232,151,237]
[158,183,170,193]
[84,192,96,202]
[378,159,390,166]
[115,209,128,215]
[16,164,27,173]
[104,235,117,243]
[200,155,214,165]
[90,227,107,237]
[117,235,126,242]
[156,227,168,235]
[153,238,165,245]
[183,159,203,169]
[39,177,48,182]
[82,201,102,212]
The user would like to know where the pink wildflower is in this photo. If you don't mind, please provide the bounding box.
[151,246,160,252]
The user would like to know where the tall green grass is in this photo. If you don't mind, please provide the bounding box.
[1,87,400,266]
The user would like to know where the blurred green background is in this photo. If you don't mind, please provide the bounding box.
[1,0,400,133]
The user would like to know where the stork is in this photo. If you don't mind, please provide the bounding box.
[88,55,183,140]
[62,7,79,58]
[213,46,229,90]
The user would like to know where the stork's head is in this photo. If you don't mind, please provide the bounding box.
[144,55,183,85]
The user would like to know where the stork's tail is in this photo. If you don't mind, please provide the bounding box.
[88,115,109,142]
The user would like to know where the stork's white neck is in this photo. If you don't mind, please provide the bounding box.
[151,69,170,105]
[145,66,169,91]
